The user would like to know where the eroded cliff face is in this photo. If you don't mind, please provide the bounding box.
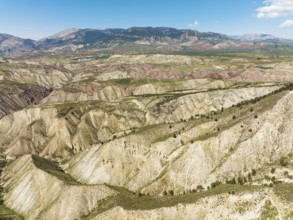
[63,91,293,196]
[2,154,293,220]
[0,83,51,119]
[1,155,117,220]
[0,85,280,159]
[0,54,293,220]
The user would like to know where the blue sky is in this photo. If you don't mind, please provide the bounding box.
[1,0,293,39]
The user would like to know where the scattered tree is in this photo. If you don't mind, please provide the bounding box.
[196,185,204,191]
[252,169,256,176]
[211,181,221,188]
[280,156,289,167]
[226,178,236,184]
[248,173,252,182]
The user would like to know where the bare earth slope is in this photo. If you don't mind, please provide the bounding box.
[0,53,293,219]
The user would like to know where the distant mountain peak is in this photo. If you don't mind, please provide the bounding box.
[42,28,79,40]
[232,33,279,42]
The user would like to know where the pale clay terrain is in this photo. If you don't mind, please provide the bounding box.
[0,54,292,219]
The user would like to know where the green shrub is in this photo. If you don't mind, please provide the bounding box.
[237,176,246,185]
[196,185,204,191]
[252,169,256,176]
[248,173,252,181]
[280,156,289,167]
[226,178,236,184]
[211,181,221,188]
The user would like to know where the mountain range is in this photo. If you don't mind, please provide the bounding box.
[1,27,291,57]
[231,33,291,42]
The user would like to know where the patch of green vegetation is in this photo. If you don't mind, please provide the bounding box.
[169,50,293,66]
[54,100,101,118]
[71,55,111,62]
[256,66,273,70]
[79,75,96,84]
[55,103,76,117]
[279,156,289,167]
[32,155,81,185]
[115,78,133,85]
[260,200,278,220]
[273,183,293,202]
[84,184,263,219]
[0,159,7,168]
[237,200,252,214]
[0,80,35,90]
[93,55,111,60]
[0,205,24,220]
[115,78,188,87]
[154,94,181,109]
[285,211,293,219]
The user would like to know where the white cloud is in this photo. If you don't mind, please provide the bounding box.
[188,21,199,29]
[280,19,293,27]
[256,0,293,19]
